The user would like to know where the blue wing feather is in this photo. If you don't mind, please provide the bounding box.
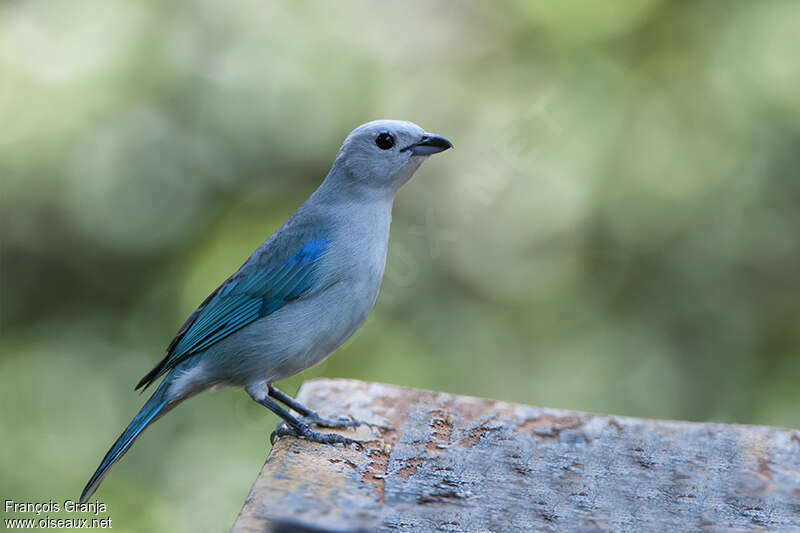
[135,238,330,390]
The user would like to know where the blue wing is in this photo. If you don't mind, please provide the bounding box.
[135,238,329,391]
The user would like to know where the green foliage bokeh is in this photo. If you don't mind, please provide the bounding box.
[2,1,800,531]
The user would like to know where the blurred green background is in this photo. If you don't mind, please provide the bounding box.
[2,0,800,531]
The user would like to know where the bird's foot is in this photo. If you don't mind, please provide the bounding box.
[301,413,364,429]
[302,413,395,433]
[270,421,363,449]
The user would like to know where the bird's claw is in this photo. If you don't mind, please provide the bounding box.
[270,421,363,449]
[302,413,363,429]
[365,420,395,432]
[302,412,394,432]
[270,422,287,446]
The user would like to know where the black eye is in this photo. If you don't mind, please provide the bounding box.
[375,132,395,150]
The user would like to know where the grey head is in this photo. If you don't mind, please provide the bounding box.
[328,120,453,198]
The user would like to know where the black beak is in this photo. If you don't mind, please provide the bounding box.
[401,133,453,155]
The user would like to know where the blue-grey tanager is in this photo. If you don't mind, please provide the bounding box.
[80,120,452,502]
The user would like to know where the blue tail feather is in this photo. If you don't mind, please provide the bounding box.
[80,390,168,503]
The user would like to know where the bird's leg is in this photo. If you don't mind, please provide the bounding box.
[267,384,364,429]
[249,391,361,448]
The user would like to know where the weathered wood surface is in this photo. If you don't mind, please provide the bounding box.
[232,379,800,533]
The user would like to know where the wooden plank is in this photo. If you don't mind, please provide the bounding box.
[231,379,800,532]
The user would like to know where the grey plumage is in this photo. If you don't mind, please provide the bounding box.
[81,120,452,502]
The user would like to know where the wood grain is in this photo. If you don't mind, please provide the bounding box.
[231,379,800,532]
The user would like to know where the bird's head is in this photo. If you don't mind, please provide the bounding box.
[331,120,452,197]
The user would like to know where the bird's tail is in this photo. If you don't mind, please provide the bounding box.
[80,383,171,503]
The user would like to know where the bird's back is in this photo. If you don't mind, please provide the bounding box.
[172,190,394,386]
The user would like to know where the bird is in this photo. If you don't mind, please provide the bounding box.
[80,119,452,503]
